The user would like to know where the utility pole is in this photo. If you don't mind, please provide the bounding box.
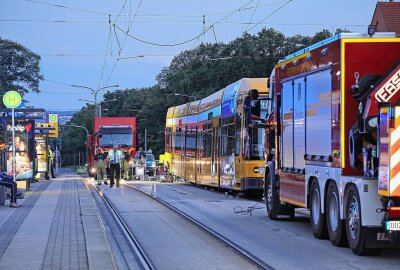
[203,15,206,42]
[144,129,147,152]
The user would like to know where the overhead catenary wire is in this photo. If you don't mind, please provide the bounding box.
[112,0,256,47]
[97,14,113,90]
[22,0,288,18]
[39,53,175,58]
[103,0,143,88]
[245,0,261,32]
[24,0,109,16]
[247,0,294,32]
[0,19,368,29]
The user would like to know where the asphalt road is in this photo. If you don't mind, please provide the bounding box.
[100,184,259,270]
[127,181,400,270]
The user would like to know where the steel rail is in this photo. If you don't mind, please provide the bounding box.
[125,183,275,270]
[94,185,155,270]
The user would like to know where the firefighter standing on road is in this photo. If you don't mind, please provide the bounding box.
[94,148,107,185]
[107,143,123,188]
[123,152,132,180]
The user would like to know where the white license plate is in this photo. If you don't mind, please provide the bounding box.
[387,221,400,231]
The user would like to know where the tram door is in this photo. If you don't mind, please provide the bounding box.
[181,128,186,179]
[211,127,219,186]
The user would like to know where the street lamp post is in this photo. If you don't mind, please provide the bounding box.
[174,93,197,101]
[73,84,119,117]
[78,98,117,117]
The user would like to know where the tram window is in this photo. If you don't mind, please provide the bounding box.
[235,113,241,156]
[165,128,172,152]
[247,127,265,160]
[185,127,196,156]
[197,130,203,157]
[251,100,261,118]
[259,98,270,120]
[221,119,235,157]
[235,129,240,156]
[203,123,212,157]
[175,128,182,151]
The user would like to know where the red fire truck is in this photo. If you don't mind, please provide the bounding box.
[87,117,136,176]
[264,33,400,255]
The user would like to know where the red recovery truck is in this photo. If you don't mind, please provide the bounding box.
[87,117,136,176]
[264,33,400,255]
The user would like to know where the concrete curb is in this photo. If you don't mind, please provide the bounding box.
[78,180,118,270]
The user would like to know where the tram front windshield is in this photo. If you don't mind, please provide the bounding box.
[244,97,268,160]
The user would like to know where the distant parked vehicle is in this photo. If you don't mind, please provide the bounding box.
[145,153,156,176]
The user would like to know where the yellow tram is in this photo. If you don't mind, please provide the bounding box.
[165,78,269,195]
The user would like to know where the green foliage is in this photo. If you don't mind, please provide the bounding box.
[60,105,94,152]
[0,38,43,96]
[64,27,348,157]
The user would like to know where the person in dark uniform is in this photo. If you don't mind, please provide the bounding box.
[94,148,107,185]
[0,172,22,208]
[244,89,261,126]
[45,145,56,179]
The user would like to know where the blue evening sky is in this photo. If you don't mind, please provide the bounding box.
[1,0,378,111]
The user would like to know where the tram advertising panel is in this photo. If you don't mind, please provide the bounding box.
[35,134,48,173]
[6,120,35,180]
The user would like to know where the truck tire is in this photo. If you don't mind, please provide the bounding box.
[310,180,328,239]
[265,172,278,220]
[265,172,294,220]
[326,181,347,246]
[345,185,382,256]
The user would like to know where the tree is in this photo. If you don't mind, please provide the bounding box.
[65,27,353,157]
[60,105,94,154]
[0,38,43,96]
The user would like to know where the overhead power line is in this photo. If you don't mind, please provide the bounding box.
[24,0,109,15]
[97,14,113,90]
[113,0,256,47]
[103,0,143,88]
[0,19,368,29]
[39,91,92,95]
[23,0,288,18]
[245,0,261,32]
[39,53,175,58]
[247,0,294,32]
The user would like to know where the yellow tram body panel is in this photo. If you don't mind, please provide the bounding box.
[166,78,269,193]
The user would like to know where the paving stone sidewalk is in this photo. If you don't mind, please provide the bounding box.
[0,169,116,270]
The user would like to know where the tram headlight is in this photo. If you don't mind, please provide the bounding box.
[253,167,265,174]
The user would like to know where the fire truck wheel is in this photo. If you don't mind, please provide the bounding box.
[265,172,278,220]
[326,181,347,247]
[310,180,328,239]
[345,185,382,256]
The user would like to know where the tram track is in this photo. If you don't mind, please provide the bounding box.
[124,183,275,270]
[87,181,155,270]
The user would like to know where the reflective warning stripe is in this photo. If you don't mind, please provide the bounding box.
[390,107,400,197]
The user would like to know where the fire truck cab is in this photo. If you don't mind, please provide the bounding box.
[87,117,136,177]
[265,33,400,255]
